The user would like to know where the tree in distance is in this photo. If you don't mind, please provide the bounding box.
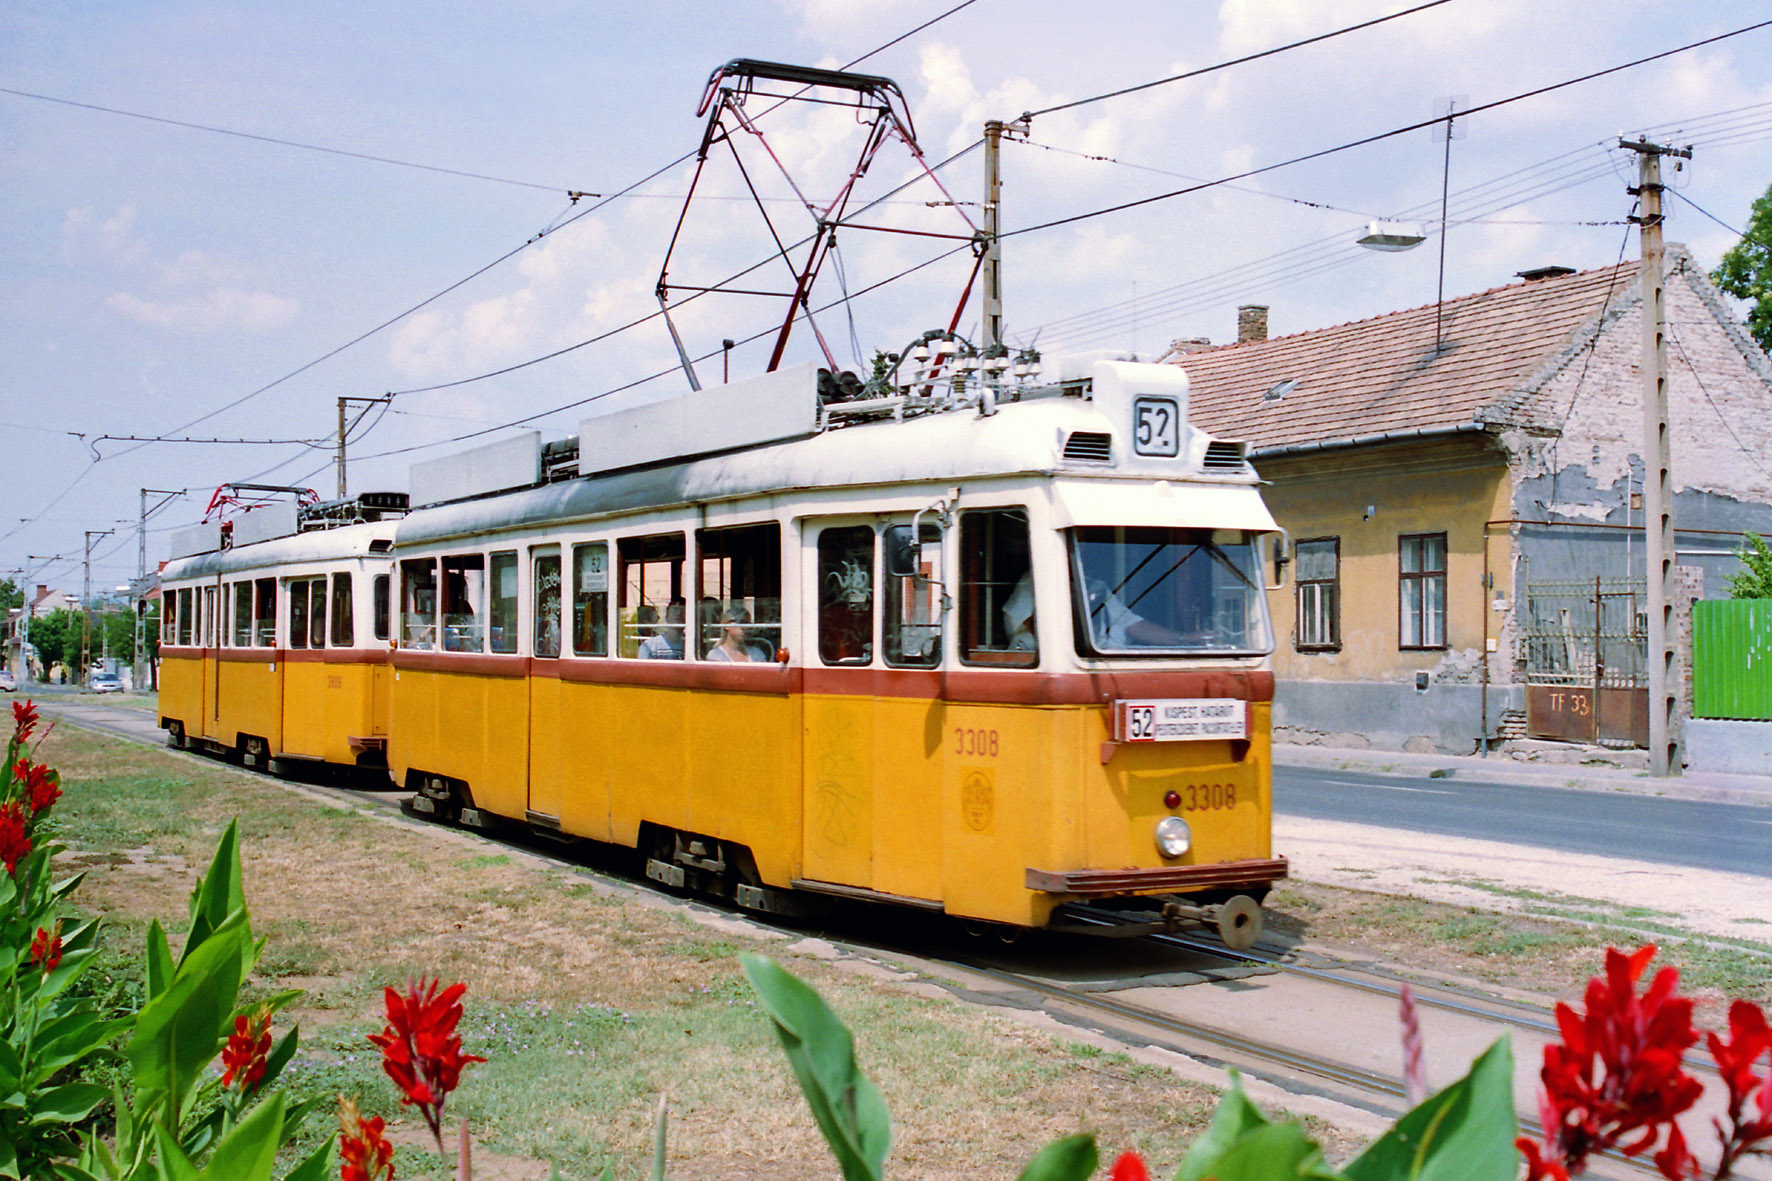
[1710,180,1772,355]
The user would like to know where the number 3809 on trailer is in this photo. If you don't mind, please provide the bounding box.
[387,352,1290,947]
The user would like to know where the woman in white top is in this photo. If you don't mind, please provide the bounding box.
[707,605,767,662]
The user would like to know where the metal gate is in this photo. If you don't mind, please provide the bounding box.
[1519,577,1649,746]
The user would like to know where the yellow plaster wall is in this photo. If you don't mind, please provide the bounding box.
[1258,439,1513,682]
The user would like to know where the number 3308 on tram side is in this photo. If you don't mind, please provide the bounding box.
[390,355,1289,947]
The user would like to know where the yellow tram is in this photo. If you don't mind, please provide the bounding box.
[158,496,405,773]
[388,356,1289,941]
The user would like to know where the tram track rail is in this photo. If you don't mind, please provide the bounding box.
[31,700,1727,1180]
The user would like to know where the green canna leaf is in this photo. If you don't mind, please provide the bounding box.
[1342,1037,1516,1181]
[1013,1133,1098,1181]
[741,954,890,1181]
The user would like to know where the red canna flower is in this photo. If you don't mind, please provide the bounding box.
[366,977,485,1148]
[29,924,62,973]
[220,1007,274,1093]
[12,699,38,744]
[1108,1151,1151,1181]
[1518,1134,1572,1181]
[16,758,59,814]
[1528,944,1704,1176]
[337,1096,396,1181]
[1709,999,1772,1176]
[0,802,31,875]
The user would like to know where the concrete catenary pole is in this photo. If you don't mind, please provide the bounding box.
[1620,136,1691,777]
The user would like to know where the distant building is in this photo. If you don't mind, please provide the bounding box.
[1172,246,1772,754]
[4,584,76,679]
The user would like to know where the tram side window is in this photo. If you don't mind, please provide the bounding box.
[162,592,174,644]
[288,581,310,649]
[697,523,781,661]
[489,551,518,654]
[441,555,484,652]
[202,586,216,647]
[254,579,276,646]
[401,559,437,648]
[372,575,391,642]
[176,588,192,646]
[960,508,1036,666]
[885,524,943,668]
[308,577,327,649]
[231,581,252,646]
[617,534,683,658]
[572,543,610,657]
[533,552,561,659]
[331,573,354,648]
[817,526,874,666]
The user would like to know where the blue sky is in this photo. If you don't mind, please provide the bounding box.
[4,0,1770,594]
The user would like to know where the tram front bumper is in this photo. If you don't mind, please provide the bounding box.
[1025,857,1288,898]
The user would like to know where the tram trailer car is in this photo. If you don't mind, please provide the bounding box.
[159,504,402,773]
[387,357,1288,944]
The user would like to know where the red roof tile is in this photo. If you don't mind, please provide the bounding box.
[1177,259,1639,451]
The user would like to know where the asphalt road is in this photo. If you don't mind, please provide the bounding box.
[1273,764,1772,879]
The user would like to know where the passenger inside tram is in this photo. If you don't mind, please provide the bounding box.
[638,600,685,659]
[706,605,768,662]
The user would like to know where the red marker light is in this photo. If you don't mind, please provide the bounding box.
[1163,790,1181,809]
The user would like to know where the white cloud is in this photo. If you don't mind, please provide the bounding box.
[105,288,298,333]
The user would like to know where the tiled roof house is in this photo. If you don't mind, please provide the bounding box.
[1168,246,1772,755]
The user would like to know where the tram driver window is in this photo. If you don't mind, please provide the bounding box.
[885,523,942,668]
[960,508,1036,667]
[441,554,484,652]
[400,559,437,649]
[572,542,610,657]
[698,523,781,661]
[817,526,874,665]
[288,580,310,649]
[371,575,390,643]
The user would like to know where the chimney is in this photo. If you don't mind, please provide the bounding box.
[35,585,46,602]
[1167,336,1213,354]
[1237,304,1269,343]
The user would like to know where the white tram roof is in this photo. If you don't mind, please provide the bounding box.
[161,519,397,583]
[397,358,1277,548]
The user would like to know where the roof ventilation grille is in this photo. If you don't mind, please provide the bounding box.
[368,538,394,554]
[1203,440,1249,470]
[1063,431,1113,463]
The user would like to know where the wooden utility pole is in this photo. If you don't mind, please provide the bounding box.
[1620,137,1691,777]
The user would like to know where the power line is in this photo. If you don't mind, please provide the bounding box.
[0,85,596,196]
[1007,19,1772,242]
[73,0,989,465]
[1023,0,1459,120]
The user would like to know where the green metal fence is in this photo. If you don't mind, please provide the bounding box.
[1693,599,1772,720]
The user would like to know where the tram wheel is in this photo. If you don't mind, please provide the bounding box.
[166,720,185,749]
[243,735,268,767]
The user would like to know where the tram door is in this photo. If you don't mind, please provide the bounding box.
[801,520,878,890]
[800,519,945,903]
[526,545,568,825]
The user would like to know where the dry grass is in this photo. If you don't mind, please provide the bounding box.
[40,726,1234,1180]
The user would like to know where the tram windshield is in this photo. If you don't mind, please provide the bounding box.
[1068,526,1272,656]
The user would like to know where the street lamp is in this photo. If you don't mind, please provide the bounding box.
[1355,220,1427,252]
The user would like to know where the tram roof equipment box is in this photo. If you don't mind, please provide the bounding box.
[578,363,819,476]
[409,432,543,508]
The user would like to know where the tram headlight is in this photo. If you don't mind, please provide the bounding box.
[1154,816,1192,858]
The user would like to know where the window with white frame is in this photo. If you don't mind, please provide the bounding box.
[1399,533,1447,649]
[1295,538,1339,651]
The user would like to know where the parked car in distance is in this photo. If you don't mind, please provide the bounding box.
[0,670,15,692]
[88,671,124,693]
